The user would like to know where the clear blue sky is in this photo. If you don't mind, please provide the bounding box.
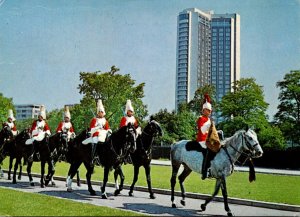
[1,0,300,120]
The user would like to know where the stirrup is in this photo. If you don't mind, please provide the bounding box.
[36,153,40,160]
[28,155,34,162]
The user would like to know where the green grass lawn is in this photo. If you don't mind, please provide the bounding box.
[1,158,300,205]
[0,187,142,216]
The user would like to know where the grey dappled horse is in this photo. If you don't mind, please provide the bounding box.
[170,129,263,216]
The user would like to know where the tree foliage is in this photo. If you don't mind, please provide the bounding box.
[274,70,300,146]
[152,104,196,145]
[188,85,216,116]
[77,66,148,130]
[218,78,285,150]
[0,93,15,124]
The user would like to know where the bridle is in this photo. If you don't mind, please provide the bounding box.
[224,131,259,171]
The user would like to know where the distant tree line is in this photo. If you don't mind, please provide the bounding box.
[1,68,299,151]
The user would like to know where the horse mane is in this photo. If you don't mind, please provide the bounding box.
[222,130,245,148]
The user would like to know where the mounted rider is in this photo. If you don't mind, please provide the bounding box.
[26,105,51,161]
[56,106,75,141]
[4,109,18,137]
[196,94,219,180]
[119,100,140,163]
[82,99,111,166]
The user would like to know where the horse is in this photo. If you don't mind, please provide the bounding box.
[170,128,263,216]
[24,135,55,188]
[0,124,14,178]
[66,123,137,199]
[44,131,80,187]
[128,119,163,199]
[11,128,31,183]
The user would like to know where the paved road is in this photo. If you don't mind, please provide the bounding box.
[0,176,299,216]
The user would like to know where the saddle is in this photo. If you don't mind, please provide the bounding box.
[185,141,206,153]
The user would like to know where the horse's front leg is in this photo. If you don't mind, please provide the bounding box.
[27,161,34,186]
[129,164,140,197]
[40,161,46,188]
[12,157,21,184]
[221,176,233,216]
[66,161,81,192]
[144,163,156,199]
[8,156,13,180]
[101,166,110,199]
[45,159,55,186]
[18,162,22,180]
[114,165,125,196]
[200,178,221,212]
[84,162,96,196]
[76,170,81,187]
[171,164,180,208]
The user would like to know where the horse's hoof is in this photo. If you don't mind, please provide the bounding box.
[12,179,17,184]
[172,203,177,208]
[200,204,206,211]
[150,194,156,199]
[67,187,73,192]
[89,190,96,196]
[227,211,233,216]
[41,184,45,188]
[51,182,56,187]
[114,189,120,196]
[129,191,133,197]
[180,199,185,206]
[45,180,49,187]
[8,176,11,180]
[77,182,81,187]
[30,182,35,186]
[102,193,108,199]
[18,176,21,180]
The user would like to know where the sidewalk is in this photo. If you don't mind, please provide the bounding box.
[151,160,300,176]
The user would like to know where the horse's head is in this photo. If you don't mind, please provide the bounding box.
[144,120,163,137]
[16,128,31,142]
[1,123,13,141]
[242,128,263,158]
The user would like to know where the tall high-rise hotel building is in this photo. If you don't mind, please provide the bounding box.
[175,8,240,114]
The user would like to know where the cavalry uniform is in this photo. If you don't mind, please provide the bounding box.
[196,94,215,180]
[196,115,211,149]
[119,100,140,135]
[26,105,51,162]
[5,109,18,136]
[82,100,111,166]
[56,106,75,141]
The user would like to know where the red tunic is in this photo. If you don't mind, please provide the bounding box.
[196,115,210,142]
[30,120,51,136]
[90,117,110,137]
[119,116,139,128]
[56,122,75,133]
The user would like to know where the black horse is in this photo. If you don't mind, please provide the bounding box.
[0,124,14,178]
[66,123,137,198]
[25,135,55,188]
[128,120,163,199]
[11,128,31,184]
[44,131,80,187]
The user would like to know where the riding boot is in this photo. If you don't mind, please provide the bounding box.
[90,143,98,166]
[201,149,208,180]
[28,141,37,162]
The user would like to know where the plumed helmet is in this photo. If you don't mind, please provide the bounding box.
[38,105,47,119]
[8,109,16,121]
[202,93,212,111]
[96,99,106,115]
[64,105,71,119]
[125,99,134,113]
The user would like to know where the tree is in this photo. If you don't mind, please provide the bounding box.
[219,78,285,150]
[274,70,300,146]
[0,93,14,124]
[78,66,148,130]
[152,105,197,145]
[188,85,216,116]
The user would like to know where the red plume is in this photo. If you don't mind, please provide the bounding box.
[204,93,211,103]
